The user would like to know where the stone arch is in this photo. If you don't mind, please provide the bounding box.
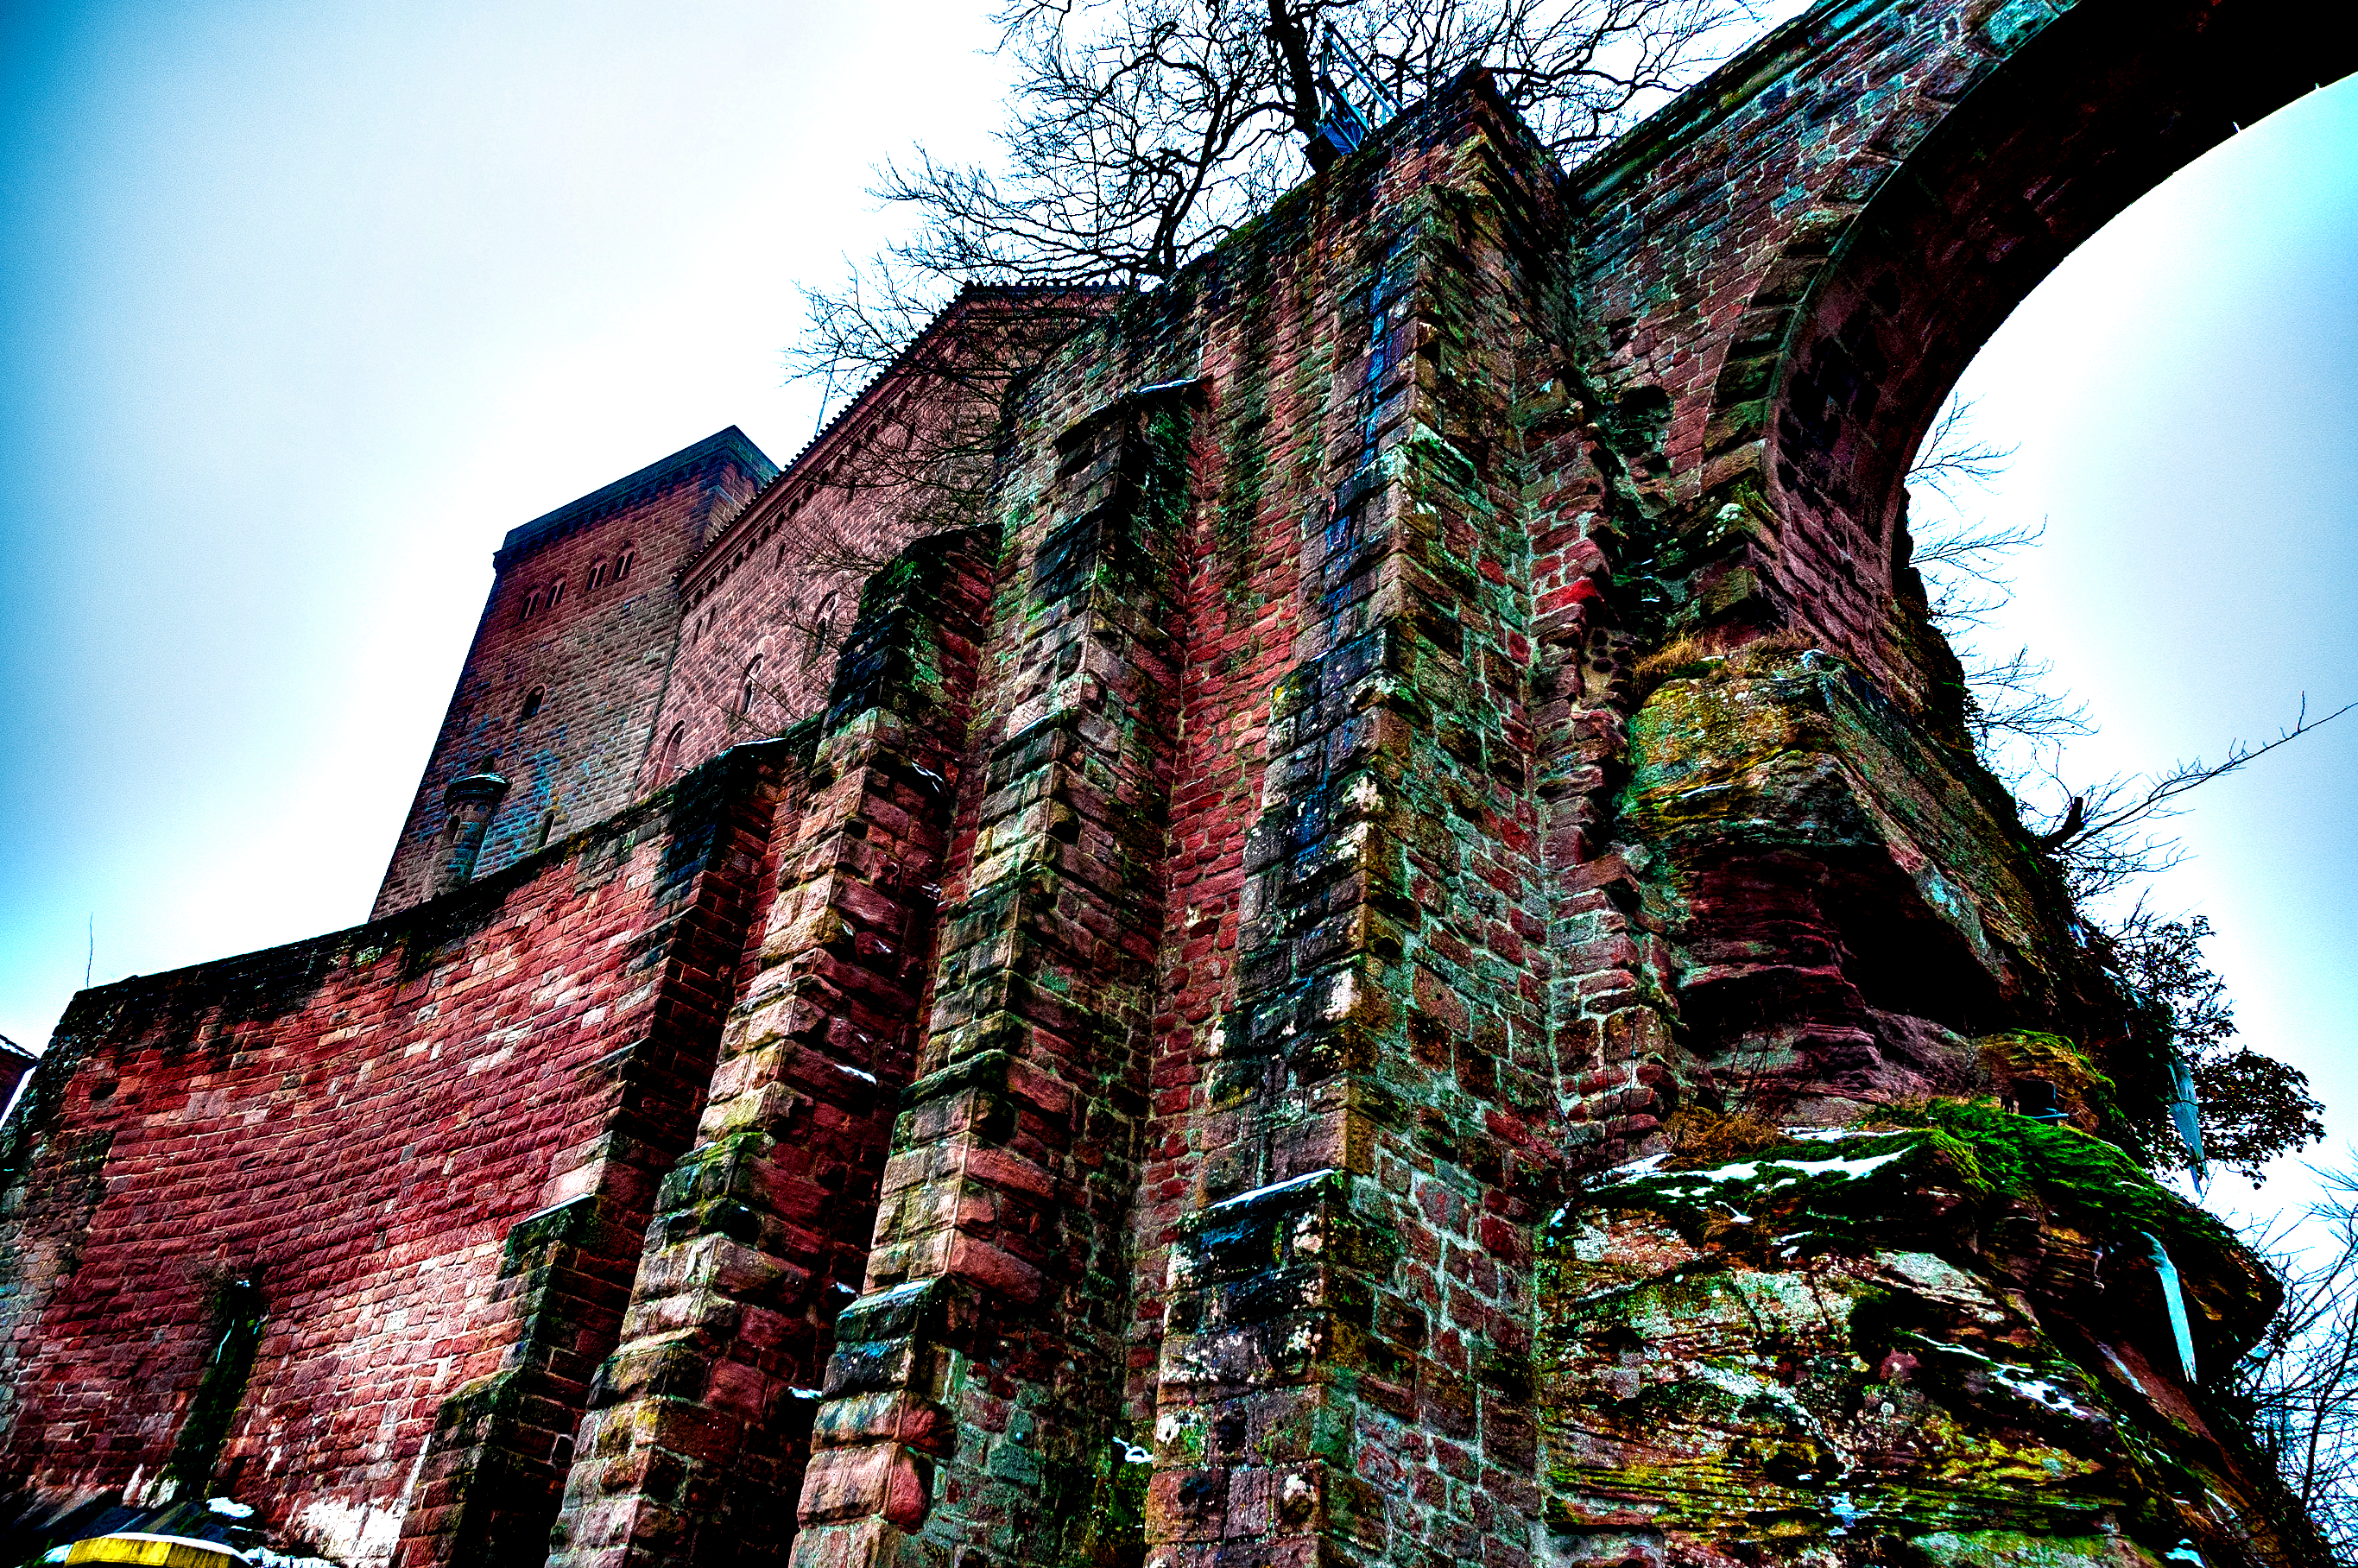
[1705,0,2355,665]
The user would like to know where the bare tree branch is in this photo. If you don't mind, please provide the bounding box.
[2235,1167,2358,1552]
[1906,398,2090,764]
[1907,395,2015,506]
[2039,696,2355,900]
[790,0,1769,413]
[1905,395,2349,901]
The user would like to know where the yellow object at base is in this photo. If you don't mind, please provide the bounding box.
[63,1534,246,1566]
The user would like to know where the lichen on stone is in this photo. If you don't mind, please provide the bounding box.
[1536,1101,2285,1564]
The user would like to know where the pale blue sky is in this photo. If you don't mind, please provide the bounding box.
[2,5,2352,1230]
[1933,74,2358,1225]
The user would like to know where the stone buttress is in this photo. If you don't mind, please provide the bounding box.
[790,376,1198,1567]
[549,530,1000,1568]
[1142,89,1573,1568]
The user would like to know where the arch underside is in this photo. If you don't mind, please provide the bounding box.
[1726,0,2355,674]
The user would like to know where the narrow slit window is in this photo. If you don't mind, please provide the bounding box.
[547,579,564,610]
[614,544,634,581]
[739,655,763,718]
[807,591,840,656]
[521,686,545,721]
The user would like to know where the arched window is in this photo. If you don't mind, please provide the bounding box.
[547,579,564,610]
[614,544,635,581]
[588,560,608,591]
[739,655,763,718]
[660,722,686,781]
[520,686,545,721]
[520,591,539,623]
[807,591,840,656]
[533,809,558,850]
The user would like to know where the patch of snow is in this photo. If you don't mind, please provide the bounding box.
[511,1192,596,1227]
[790,1388,825,1400]
[1614,1147,1912,1192]
[207,1498,257,1519]
[1112,1437,1153,1464]
[1987,1366,2089,1413]
[1917,1337,2103,1420]
[2165,1543,2204,1566]
[833,1062,879,1084]
[295,1496,404,1568]
[1206,1167,1337,1211]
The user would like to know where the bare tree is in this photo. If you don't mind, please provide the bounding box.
[2032,696,2355,902]
[1906,399,2095,763]
[776,0,1773,683]
[793,0,1769,398]
[2238,1169,2358,1554]
[1907,395,2013,509]
[1905,399,2351,901]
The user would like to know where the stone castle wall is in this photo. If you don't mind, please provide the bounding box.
[4,3,2353,1566]
[648,386,964,796]
[2,746,797,1563]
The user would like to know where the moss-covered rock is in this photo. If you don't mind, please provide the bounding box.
[1536,1108,2293,1566]
[1605,645,2148,1131]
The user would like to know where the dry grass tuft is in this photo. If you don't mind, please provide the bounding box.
[1628,628,1823,706]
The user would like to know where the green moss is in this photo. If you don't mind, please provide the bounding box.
[1908,1528,2146,1568]
[1570,1098,2237,1280]
[161,1275,266,1500]
[1978,1031,2123,1129]
[1057,1431,1151,1568]
[1887,1098,2236,1263]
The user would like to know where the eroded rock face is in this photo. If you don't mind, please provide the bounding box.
[1607,649,2121,1126]
[1538,1122,2296,1567]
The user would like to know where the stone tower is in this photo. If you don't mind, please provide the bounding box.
[372,428,777,918]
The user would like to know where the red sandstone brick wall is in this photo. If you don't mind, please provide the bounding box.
[0,757,785,1566]
[648,388,982,792]
[372,432,774,920]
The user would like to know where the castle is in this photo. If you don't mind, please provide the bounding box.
[3,3,2349,1566]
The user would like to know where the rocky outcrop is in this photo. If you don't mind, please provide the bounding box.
[1543,1113,2298,1566]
